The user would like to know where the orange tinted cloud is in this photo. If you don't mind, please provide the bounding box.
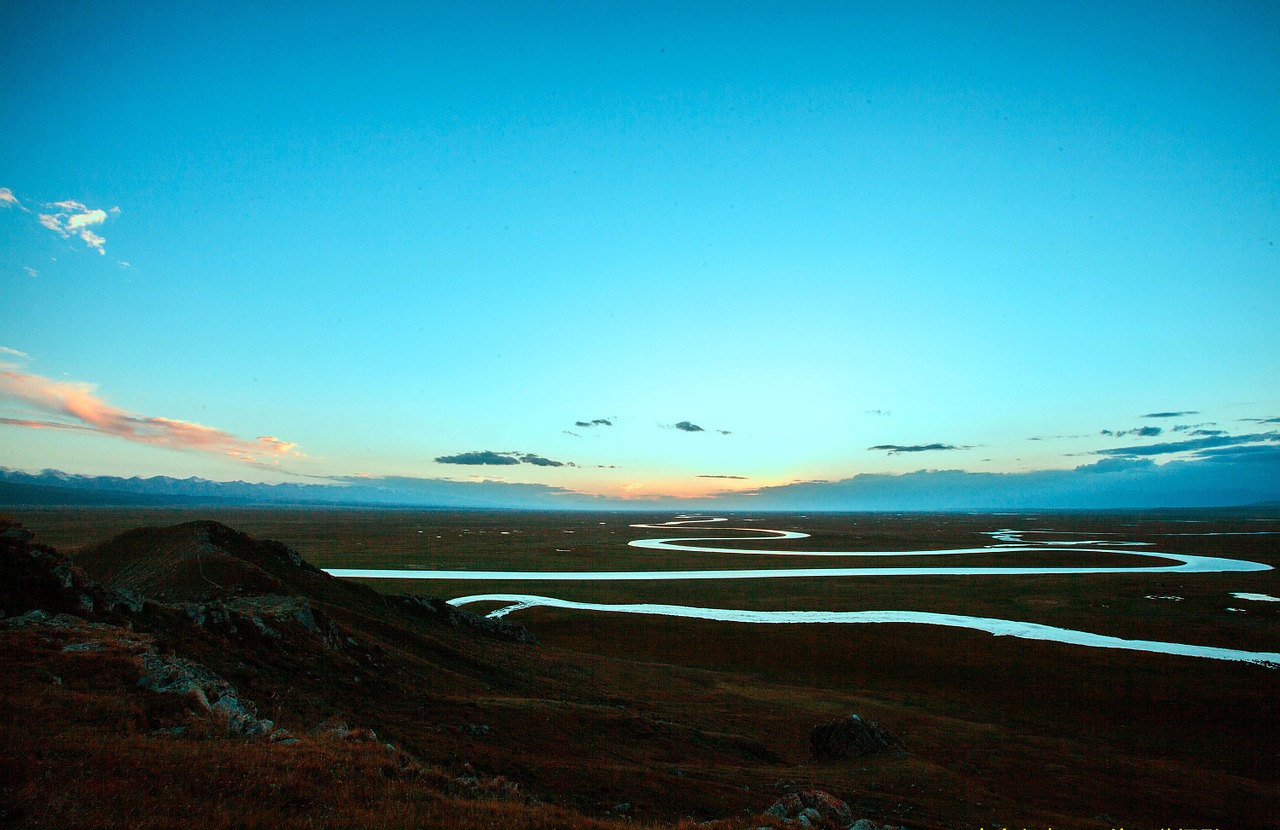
[0,369,300,466]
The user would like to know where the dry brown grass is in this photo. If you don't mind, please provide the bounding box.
[0,624,754,830]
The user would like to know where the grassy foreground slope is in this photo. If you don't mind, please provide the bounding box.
[0,516,910,829]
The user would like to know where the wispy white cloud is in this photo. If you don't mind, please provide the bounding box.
[66,208,109,231]
[36,198,117,255]
[6,188,120,257]
[23,266,38,278]
[78,228,107,255]
[0,369,301,467]
[0,347,32,361]
[0,187,26,211]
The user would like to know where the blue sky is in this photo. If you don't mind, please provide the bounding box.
[2,1,1278,506]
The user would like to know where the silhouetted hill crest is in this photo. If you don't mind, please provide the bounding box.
[73,520,319,603]
[66,520,535,644]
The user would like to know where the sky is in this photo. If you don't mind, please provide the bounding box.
[2,1,1278,508]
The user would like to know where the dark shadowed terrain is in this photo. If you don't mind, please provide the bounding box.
[3,506,1278,829]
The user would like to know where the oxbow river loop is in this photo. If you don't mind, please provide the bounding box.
[326,517,1280,667]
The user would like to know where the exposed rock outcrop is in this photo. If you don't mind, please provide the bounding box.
[176,594,346,649]
[810,713,897,760]
[765,790,853,827]
[395,594,537,644]
[847,820,907,830]
[764,791,909,830]
[310,716,379,743]
[2,588,275,737]
[1,520,117,620]
[141,650,272,734]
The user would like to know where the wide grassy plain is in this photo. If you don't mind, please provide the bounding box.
[9,506,1280,828]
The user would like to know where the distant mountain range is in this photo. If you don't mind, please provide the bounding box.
[0,469,339,506]
[0,468,558,509]
[3,463,1278,511]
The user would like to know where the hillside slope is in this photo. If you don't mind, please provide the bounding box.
[2,517,917,830]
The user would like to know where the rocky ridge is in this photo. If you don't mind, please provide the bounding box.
[0,518,534,744]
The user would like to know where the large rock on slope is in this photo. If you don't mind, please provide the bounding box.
[137,651,275,736]
[765,790,853,827]
[809,713,897,759]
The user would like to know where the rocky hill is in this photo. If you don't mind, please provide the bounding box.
[1,516,915,830]
[74,520,317,601]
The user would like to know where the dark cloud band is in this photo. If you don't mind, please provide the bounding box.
[435,450,566,467]
[1093,431,1280,459]
[868,443,969,454]
[1101,426,1163,438]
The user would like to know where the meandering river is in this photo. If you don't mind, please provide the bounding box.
[326,516,1280,667]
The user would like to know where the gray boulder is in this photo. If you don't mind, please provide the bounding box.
[765,790,853,826]
[212,695,274,736]
[107,588,145,614]
[137,652,273,736]
[62,641,106,652]
[310,716,378,742]
[2,609,51,628]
